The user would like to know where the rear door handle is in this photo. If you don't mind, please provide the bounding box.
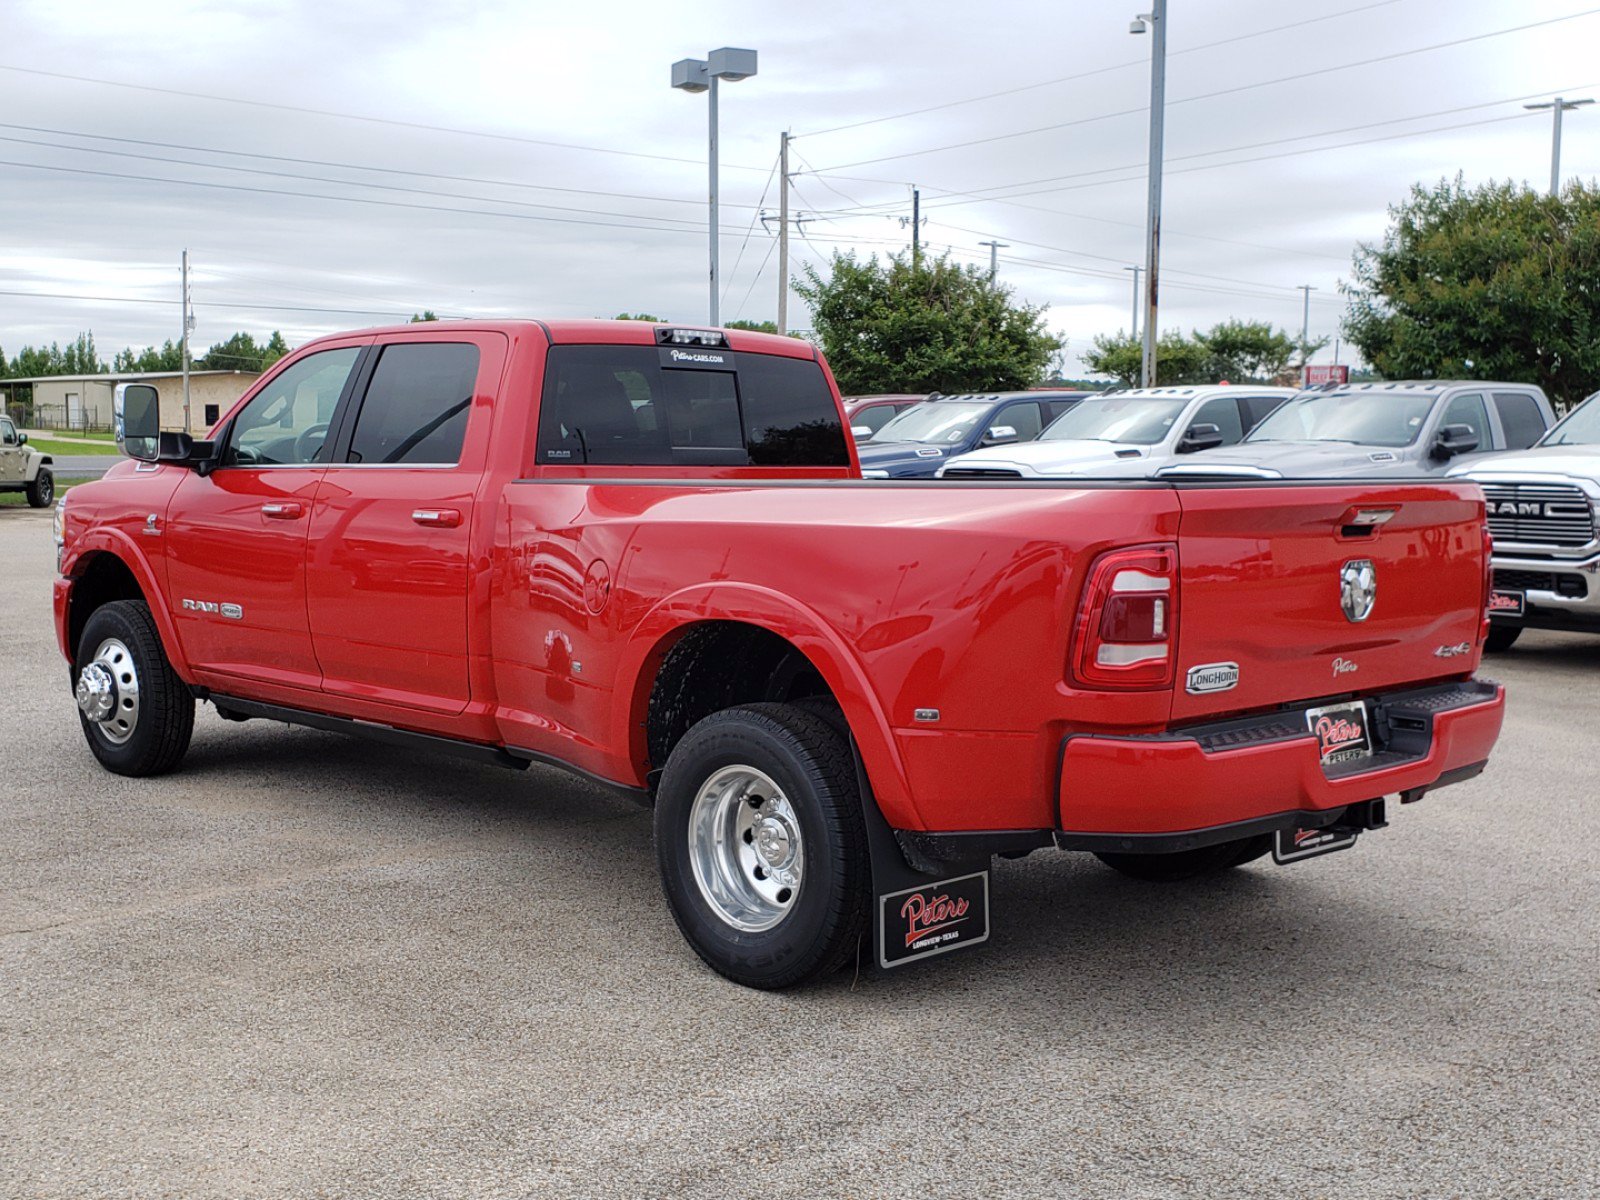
[411,508,462,528]
[260,502,304,520]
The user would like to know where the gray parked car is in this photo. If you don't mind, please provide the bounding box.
[0,415,54,507]
[1453,388,1600,651]
[1155,381,1555,479]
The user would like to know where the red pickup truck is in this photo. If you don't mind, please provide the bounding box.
[55,320,1505,988]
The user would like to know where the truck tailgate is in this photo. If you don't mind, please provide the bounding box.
[1170,481,1486,723]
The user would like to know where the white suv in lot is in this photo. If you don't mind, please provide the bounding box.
[1455,389,1600,652]
[936,385,1295,478]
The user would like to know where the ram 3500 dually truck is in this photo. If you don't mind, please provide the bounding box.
[55,320,1505,988]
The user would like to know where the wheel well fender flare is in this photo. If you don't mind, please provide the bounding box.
[66,533,191,678]
[612,582,924,829]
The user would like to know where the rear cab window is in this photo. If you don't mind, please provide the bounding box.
[536,343,850,470]
[1492,391,1547,449]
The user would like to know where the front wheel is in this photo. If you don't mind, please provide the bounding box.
[1484,625,1522,653]
[74,599,194,776]
[654,703,870,989]
[25,468,53,508]
[1095,833,1273,881]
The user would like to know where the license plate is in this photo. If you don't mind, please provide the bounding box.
[1272,824,1359,864]
[878,871,989,968]
[1489,589,1525,618]
[1306,700,1371,765]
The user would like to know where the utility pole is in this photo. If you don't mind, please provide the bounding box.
[1298,285,1316,367]
[1524,96,1594,195]
[911,188,921,265]
[777,131,790,334]
[1124,265,1142,339]
[1132,1,1167,387]
[979,240,1009,281]
[180,249,193,433]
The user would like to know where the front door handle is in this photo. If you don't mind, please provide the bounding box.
[260,501,304,520]
[411,508,463,528]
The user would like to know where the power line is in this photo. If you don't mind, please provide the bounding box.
[0,133,719,229]
[0,157,715,237]
[0,63,774,173]
[794,0,1409,139]
[0,120,736,211]
[0,288,426,320]
[808,8,1600,172]
[915,84,1599,208]
[722,153,781,307]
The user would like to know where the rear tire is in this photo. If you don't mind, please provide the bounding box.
[74,599,194,777]
[25,468,54,508]
[1484,625,1522,653]
[655,702,870,989]
[1095,833,1271,881]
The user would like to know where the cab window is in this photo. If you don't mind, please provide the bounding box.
[996,401,1043,441]
[1190,396,1245,444]
[1440,392,1491,449]
[1492,392,1546,449]
[346,343,480,465]
[0,418,16,445]
[224,347,361,467]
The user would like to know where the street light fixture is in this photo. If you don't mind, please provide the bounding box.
[672,47,759,326]
[1524,96,1593,196]
[1130,3,1166,388]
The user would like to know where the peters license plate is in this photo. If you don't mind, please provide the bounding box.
[1306,700,1371,765]
[1272,823,1359,864]
[1489,590,1525,618]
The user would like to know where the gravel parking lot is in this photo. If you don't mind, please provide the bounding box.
[2,505,1596,1199]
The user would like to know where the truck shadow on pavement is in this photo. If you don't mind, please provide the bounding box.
[174,715,1463,1020]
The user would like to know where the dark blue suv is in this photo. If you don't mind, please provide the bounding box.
[857,391,1093,479]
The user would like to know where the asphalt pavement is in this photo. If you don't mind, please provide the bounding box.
[1,505,1595,1199]
[44,455,113,479]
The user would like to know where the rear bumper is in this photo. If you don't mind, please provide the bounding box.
[1057,679,1503,839]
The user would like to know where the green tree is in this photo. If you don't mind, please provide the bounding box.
[793,251,1060,394]
[8,343,64,377]
[725,319,778,334]
[1344,177,1600,407]
[612,312,665,322]
[263,331,291,367]
[115,340,185,373]
[1197,319,1315,382]
[1084,330,1210,385]
[410,311,440,322]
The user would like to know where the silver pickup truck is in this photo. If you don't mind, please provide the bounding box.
[1455,390,1600,652]
[1156,381,1555,479]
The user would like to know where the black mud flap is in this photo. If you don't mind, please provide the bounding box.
[854,746,991,970]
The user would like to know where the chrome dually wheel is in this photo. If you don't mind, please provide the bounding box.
[688,765,804,932]
[76,637,141,745]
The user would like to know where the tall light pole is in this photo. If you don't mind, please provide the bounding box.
[672,47,759,327]
[180,249,194,433]
[1524,96,1593,195]
[1130,2,1166,388]
[979,240,1009,281]
[1298,284,1316,369]
[1124,265,1142,340]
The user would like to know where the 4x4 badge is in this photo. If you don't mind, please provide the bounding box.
[1340,559,1376,623]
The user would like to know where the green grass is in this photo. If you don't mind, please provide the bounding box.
[29,438,121,456]
[46,429,116,441]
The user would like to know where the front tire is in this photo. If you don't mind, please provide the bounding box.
[74,599,194,776]
[655,703,870,989]
[25,468,53,508]
[1484,625,1522,653]
[1095,833,1272,881]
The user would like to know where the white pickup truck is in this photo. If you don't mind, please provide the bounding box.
[1456,389,1600,651]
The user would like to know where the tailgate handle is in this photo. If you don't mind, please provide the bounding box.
[260,501,303,520]
[412,508,462,528]
[1338,506,1397,539]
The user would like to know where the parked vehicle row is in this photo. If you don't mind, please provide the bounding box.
[54,321,1505,990]
[856,391,1092,478]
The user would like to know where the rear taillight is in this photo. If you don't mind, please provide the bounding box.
[1071,543,1178,689]
[1479,519,1494,644]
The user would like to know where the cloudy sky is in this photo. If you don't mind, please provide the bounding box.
[2,0,1596,375]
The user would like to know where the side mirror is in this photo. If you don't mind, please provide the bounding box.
[16,432,26,446]
[851,424,873,440]
[115,383,161,462]
[1432,423,1480,460]
[1178,422,1224,453]
[984,424,1019,446]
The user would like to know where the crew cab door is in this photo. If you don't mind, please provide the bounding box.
[305,332,505,716]
[0,418,23,484]
[164,342,366,690]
